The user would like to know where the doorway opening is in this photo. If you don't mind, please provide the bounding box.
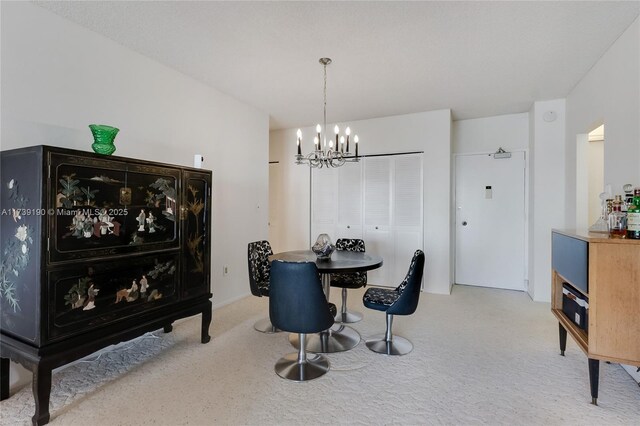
[576,124,605,229]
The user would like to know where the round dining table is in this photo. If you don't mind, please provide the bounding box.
[270,249,383,353]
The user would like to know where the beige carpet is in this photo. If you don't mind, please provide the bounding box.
[1,285,639,425]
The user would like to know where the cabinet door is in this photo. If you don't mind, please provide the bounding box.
[311,167,338,242]
[394,154,423,229]
[47,252,180,343]
[363,225,394,286]
[364,157,392,227]
[395,229,423,286]
[337,162,362,241]
[49,153,180,263]
[363,157,393,285]
[393,154,424,284]
[182,170,212,299]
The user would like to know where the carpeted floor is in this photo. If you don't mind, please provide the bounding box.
[1,285,639,425]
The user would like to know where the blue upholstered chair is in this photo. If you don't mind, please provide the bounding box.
[330,238,367,323]
[247,240,279,333]
[362,250,425,355]
[269,260,335,381]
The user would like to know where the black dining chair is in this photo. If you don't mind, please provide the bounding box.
[247,240,279,333]
[362,250,425,355]
[269,260,335,381]
[330,238,367,323]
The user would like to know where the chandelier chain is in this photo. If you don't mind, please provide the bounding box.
[323,61,327,146]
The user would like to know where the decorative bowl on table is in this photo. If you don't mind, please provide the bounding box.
[312,233,335,260]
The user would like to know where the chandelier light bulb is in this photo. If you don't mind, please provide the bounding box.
[316,124,321,133]
[334,125,339,134]
[329,140,334,149]
[296,129,302,138]
[354,134,359,157]
[345,127,351,136]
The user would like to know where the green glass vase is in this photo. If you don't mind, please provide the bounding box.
[89,124,119,155]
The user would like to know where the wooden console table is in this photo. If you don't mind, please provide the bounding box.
[551,229,639,405]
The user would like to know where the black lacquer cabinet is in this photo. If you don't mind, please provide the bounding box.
[0,146,212,425]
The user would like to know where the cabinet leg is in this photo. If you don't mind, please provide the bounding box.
[588,358,599,406]
[32,364,52,425]
[201,301,212,344]
[1,357,9,400]
[559,323,567,356]
[163,324,173,333]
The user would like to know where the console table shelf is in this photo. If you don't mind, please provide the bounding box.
[551,229,640,405]
[551,307,588,353]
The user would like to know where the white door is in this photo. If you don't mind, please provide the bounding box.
[268,162,281,251]
[393,154,423,284]
[311,166,338,241]
[363,156,393,285]
[337,162,362,239]
[455,152,525,290]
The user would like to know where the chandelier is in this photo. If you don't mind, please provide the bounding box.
[295,58,360,168]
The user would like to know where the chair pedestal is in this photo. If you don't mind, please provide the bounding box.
[289,323,360,353]
[365,314,413,355]
[275,333,330,381]
[334,288,363,324]
[254,317,279,334]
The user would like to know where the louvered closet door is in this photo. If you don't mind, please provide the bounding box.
[311,167,338,243]
[310,154,424,288]
[393,154,424,284]
[363,157,394,286]
[337,162,362,240]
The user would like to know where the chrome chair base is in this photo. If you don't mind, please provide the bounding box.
[275,352,330,381]
[334,310,363,324]
[289,324,360,353]
[333,287,363,324]
[254,317,279,333]
[365,334,413,355]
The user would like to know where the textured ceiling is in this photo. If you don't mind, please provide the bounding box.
[37,1,640,130]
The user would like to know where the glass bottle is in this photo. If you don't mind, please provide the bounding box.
[608,200,626,238]
[626,188,640,239]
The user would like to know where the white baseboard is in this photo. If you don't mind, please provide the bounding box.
[212,292,250,310]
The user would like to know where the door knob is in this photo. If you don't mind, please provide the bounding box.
[462,221,468,226]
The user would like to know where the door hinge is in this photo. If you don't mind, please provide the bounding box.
[47,237,50,252]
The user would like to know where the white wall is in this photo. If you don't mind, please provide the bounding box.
[453,113,529,153]
[587,139,604,225]
[270,109,452,294]
[565,16,640,227]
[529,100,566,302]
[1,2,269,389]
